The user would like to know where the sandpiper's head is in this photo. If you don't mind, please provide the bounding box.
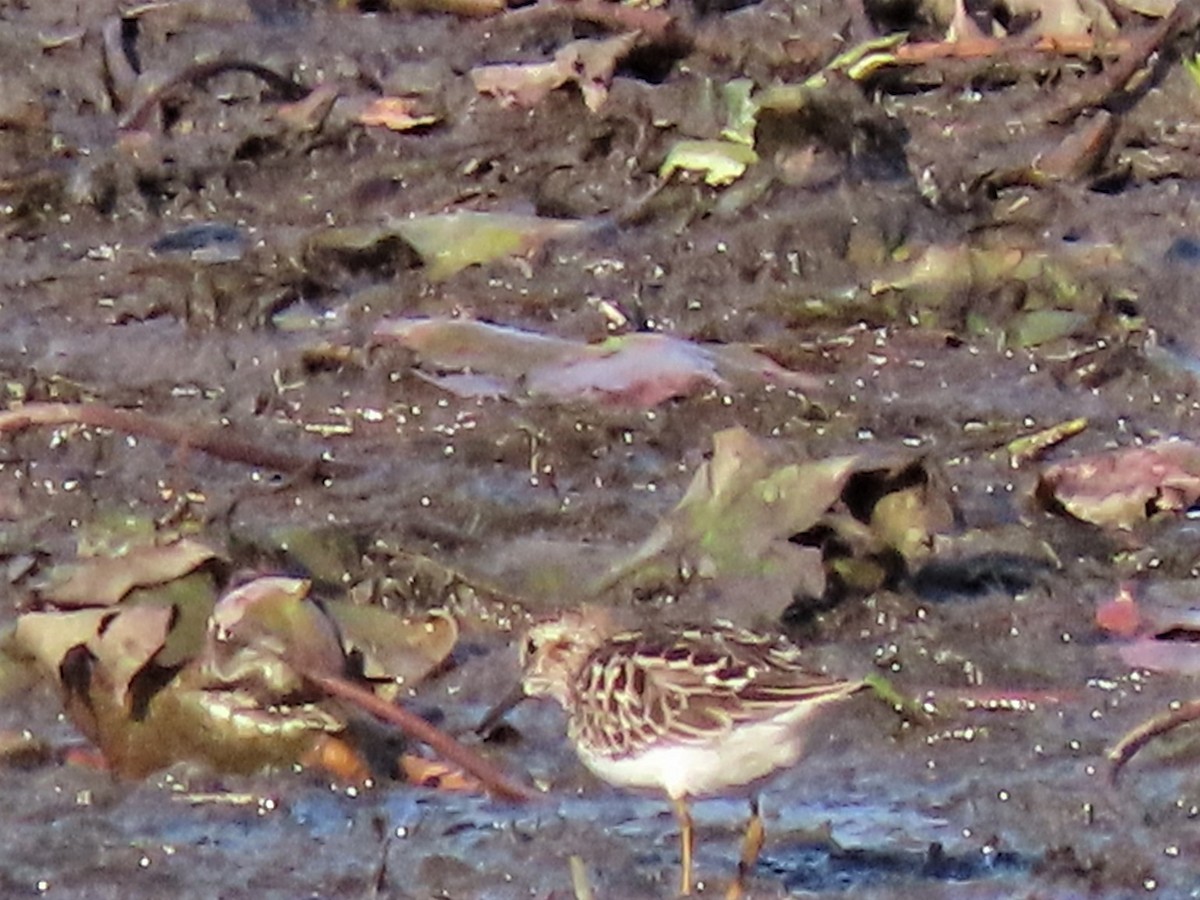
[519,607,614,706]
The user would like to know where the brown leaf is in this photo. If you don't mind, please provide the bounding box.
[202,576,345,692]
[471,32,639,112]
[356,96,439,131]
[13,609,108,678]
[326,604,458,697]
[401,754,480,792]
[274,83,339,132]
[524,333,725,406]
[38,539,219,607]
[596,427,856,616]
[374,318,820,408]
[1039,440,1200,530]
[88,604,174,710]
[386,212,599,281]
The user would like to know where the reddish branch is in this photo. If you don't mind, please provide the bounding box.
[895,33,1133,65]
[1109,699,1200,784]
[119,59,310,132]
[1045,4,1190,123]
[0,402,350,476]
[310,672,535,803]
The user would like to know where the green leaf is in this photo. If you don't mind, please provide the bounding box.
[659,140,759,187]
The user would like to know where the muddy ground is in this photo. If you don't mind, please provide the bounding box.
[3,0,1200,897]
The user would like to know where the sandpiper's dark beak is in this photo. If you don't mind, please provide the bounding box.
[476,681,527,736]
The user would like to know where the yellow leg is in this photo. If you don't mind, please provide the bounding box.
[672,797,695,896]
[726,797,765,900]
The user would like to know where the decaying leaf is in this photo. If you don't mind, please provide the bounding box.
[1038,440,1200,530]
[327,604,458,697]
[659,139,760,187]
[593,431,957,616]
[373,317,820,407]
[720,79,758,146]
[13,539,467,780]
[200,576,345,691]
[924,0,1118,39]
[471,31,639,112]
[38,538,219,607]
[92,604,175,701]
[356,97,439,131]
[1097,581,1200,675]
[1007,418,1088,467]
[1109,0,1175,15]
[14,609,110,679]
[595,427,857,616]
[389,211,601,281]
[871,241,1117,340]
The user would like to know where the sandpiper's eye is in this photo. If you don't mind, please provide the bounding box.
[524,638,538,658]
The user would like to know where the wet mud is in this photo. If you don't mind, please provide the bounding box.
[3,0,1200,897]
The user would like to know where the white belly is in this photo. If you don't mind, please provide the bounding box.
[575,717,809,800]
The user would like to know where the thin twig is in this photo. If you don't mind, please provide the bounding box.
[0,402,352,476]
[310,672,536,803]
[120,59,310,131]
[1045,4,1188,124]
[1108,699,1200,784]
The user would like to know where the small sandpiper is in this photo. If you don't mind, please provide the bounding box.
[485,608,866,898]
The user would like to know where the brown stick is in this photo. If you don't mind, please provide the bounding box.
[1044,4,1188,124]
[310,672,535,803]
[120,59,310,131]
[895,33,1132,65]
[0,402,351,476]
[1108,699,1200,785]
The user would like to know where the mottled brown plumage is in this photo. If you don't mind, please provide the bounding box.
[517,608,865,897]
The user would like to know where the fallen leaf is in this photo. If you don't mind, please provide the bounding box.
[471,32,639,112]
[1109,0,1175,14]
[389,211,599,281]
[88,604,174,710]
[1003,0,1115,38]
[357,96,439,131]
[376,316,580,380]
[401,754,480,792]
[327,605,458,698]
[373,317,820,407]
[659,139,760,187]
[1038,440,1200,530]
[38,539,219,607]
[1007,418,1088,467]
[471,60,564,108]
[202,576,345,692]
[596,427,857,616]
[274,82,339,132]
[525,333,725,406]
[934,0,1118,38]
[13,609,108,678]
[720,79,758,146]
